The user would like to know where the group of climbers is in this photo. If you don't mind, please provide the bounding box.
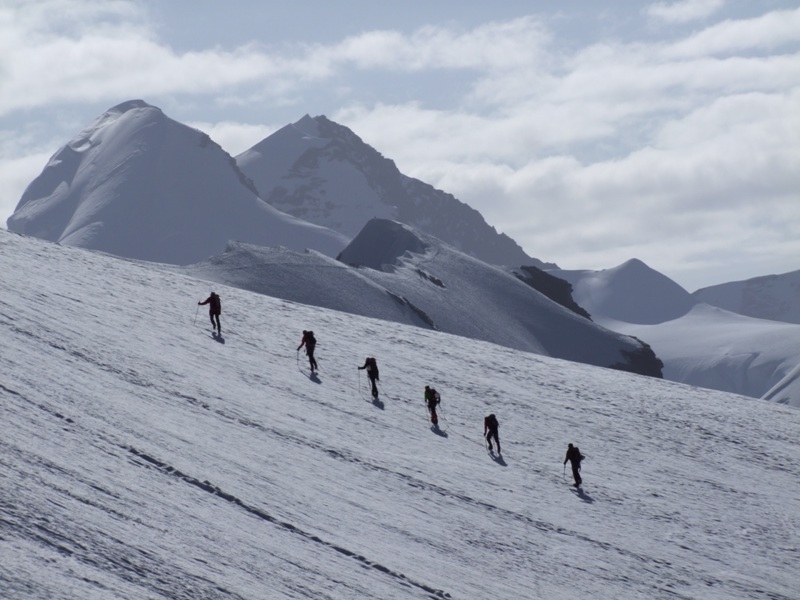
[197,291,586,488]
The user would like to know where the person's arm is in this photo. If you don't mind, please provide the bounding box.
[199,297,209,305]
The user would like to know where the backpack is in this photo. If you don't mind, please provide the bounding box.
[574,447,583,463]
[306,331,316,344]
[367,358,379,378]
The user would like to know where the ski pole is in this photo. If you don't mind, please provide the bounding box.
[193,304,199,326]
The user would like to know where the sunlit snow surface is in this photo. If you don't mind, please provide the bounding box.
[2,229,799,599]
[179,220,656,371]
[552,261,800,407]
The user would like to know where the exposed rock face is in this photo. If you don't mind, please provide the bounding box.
[237,115,555,269]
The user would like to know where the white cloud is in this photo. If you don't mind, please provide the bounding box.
[646,0,726,24]
[2,1,798,289]
[0,151,52,228]
[323,17,550,71]
[187,121,276,157]
[664,8,800,57]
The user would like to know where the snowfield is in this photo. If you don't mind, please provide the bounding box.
[2,228,799,599]
[178,220,662,375]
[552,260,800,407]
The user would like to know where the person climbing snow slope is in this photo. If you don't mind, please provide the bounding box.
[358,357,380,398]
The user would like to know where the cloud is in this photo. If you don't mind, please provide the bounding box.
[322,17,550,71]
[646,0,726,24]
[2,1,798,289]
[332,12,800,289]
[664,8,800,57]
[0,151,52,228]
[0,1,330,117]
[187,121,276,157]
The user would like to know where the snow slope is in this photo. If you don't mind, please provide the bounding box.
[2,227,799,599]
[693,269,800,324]
[551,260,800,406]
[179,241,435,331]
[180,219,662,376]
[6,100,348,264]
[236,115,550,268]
[610,304,800,408]
[550,259,697,324]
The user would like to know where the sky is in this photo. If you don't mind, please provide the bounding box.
[1,0,798,291]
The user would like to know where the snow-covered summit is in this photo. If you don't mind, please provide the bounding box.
[6,100,348,264]
[550,258,697,325]
[336,218,430,271]
[612,303,800,407]
[236,115,551,268]
[553,259,800,406]
[693,268,800,324]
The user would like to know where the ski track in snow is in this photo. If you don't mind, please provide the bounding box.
[1,229,799,599]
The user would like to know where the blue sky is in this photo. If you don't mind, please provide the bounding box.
[1,0,798,290]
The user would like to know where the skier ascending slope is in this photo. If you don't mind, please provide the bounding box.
[297,330,318,373]
[484,413,501,453]
[424,385,441,427]
[564,443,584,488]
[198,292,221,334]
[358,357,380,398]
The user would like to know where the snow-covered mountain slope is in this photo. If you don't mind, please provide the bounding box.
[549,260,800,406]
[179,241,435,331]
[610,304,800,408]
[763,362,800,406]
[236,115,552,268]
[550,259,697,325]
[2,227,799,600]
[181,219,662,376]
[6,100,348,264]
[693,269,800,324]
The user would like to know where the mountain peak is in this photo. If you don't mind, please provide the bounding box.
[292,114,322,137]
[7,101,347,263]
[108,98,156,114]
[550,258,696,325]
[337,219,430,271]
[237,115,551,268]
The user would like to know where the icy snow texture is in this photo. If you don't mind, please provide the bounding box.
[6,100,348,264]
[1,228,799,599]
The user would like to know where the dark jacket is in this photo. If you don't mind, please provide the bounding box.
[297,331,316,351]
[425,387,440,409]
[199,293,221,314]
[484,414,499,435]
[359,358,379,380]
[564,445,583,466]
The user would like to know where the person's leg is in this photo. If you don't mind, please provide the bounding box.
[371,378,378,397]
[493,432,501,453]
[209,313,216,330]
[214,313,221,332]
[485,432,492,451]
[572,464,582,486]
[309,349,317,371]
[431,408,438,425]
